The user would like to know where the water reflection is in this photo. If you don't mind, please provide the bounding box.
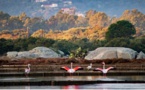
[0,75,145,82]
[0,75,145,90]
[25,86,30,90]
[79,83,145,90]
[0,77,35,81]
[1,84,145,90]
[62,85,79,90]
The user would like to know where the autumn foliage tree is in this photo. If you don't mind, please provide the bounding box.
[105,20,136,40]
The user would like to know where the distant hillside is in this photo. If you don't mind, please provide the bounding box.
[31,26,107,40]
[32,9,145,40]
[0,9,145,40]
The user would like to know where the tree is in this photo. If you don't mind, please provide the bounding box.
[105,37,130,47]
[34,37,55,47]
[129,37,145,52]
[69,47,88,58]
[105,20,136,40]
[0,38,14,55]
[52,40,78,55]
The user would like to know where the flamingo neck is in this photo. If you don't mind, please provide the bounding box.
[28,65,30,69]
[90,63,92,66]
[103,64,105,69]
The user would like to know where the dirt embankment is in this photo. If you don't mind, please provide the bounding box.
[0,56,145,65]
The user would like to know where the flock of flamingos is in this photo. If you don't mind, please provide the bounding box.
[25,62,115,77]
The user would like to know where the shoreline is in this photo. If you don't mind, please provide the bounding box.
[0,70,145,77]
[0,57,145,65]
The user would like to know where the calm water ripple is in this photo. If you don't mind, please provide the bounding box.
[0,75,145,90]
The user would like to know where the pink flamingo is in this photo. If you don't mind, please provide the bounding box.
[94,62,114,76]
[61,62,82,75]
[25,64,31,77]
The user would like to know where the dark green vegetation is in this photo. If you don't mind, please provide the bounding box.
[0,37,96,56]
[105,20,136,40]
[1,35,145,57]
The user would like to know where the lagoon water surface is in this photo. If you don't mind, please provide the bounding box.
[0,75,145,90]
[0,83,145,90]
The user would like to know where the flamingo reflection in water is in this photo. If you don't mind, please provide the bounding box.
[61,62,83,76]
[94,62,114,76]
[63,85,79,90]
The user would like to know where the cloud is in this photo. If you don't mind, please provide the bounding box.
[75,12,85,17]
[64,1,72,5]
[63,1,72,6]
[49,3,58,8]
[41,3,58,8]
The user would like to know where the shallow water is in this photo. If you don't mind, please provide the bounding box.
[0,75,145,82]
[0,75,145,89]
[0,84,145,90]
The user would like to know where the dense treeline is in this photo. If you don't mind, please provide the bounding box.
[1,36,145,56]
[0,37,98,55]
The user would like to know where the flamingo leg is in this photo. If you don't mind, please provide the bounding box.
[70,73,73,76]
[25,73,28,77]
[103,73,106,76]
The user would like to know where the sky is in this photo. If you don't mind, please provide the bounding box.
[72,0,145,17]
[0,0,145,18]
